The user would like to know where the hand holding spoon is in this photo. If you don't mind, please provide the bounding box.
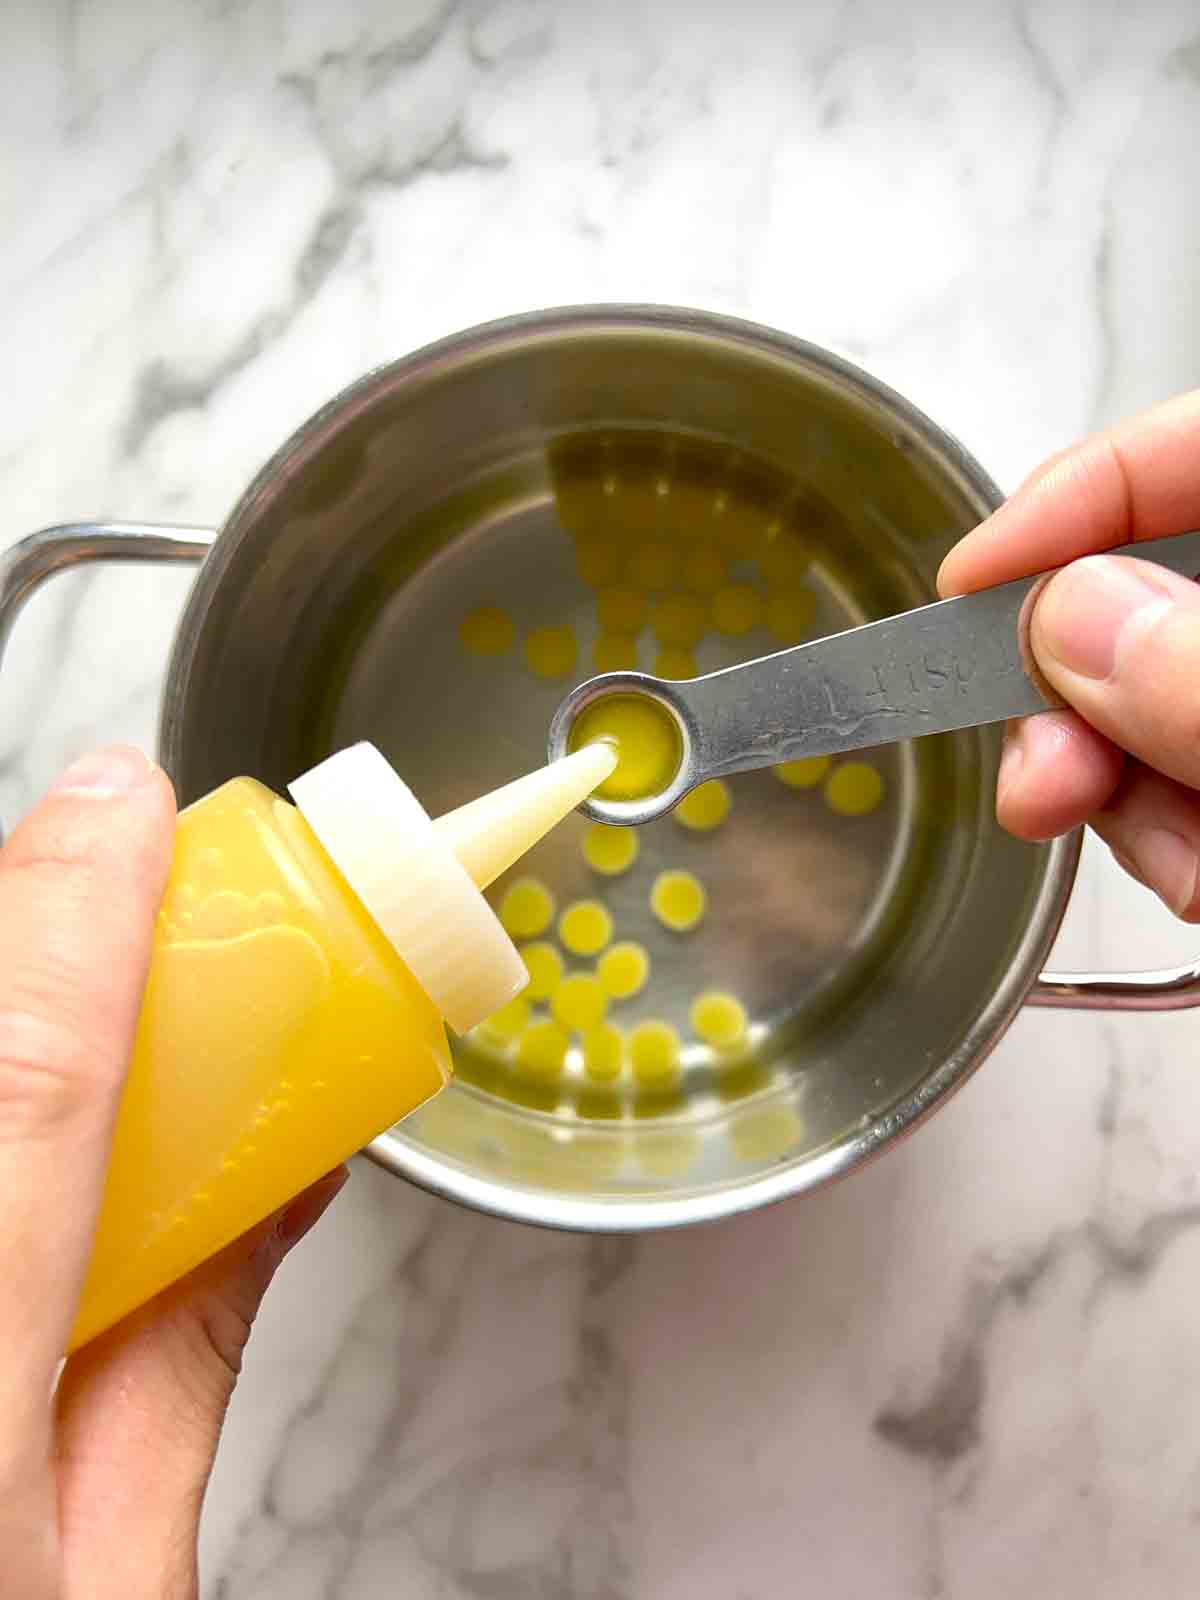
[548,531,1200,825]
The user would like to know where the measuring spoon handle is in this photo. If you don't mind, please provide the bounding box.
[677,530,1200,779]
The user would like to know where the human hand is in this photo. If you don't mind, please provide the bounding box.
[939,390,1200,923]
[0,746,347,1599]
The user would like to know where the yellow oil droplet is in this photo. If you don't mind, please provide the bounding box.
[765,586,817,645]
[731,1104,804,1163]
[569,694,682,802]
[673,779,731,832]
[551,973,609,1033]
[581,1021,626,1081]
[629,1020,682,1088]
[651,593,708,649]
[596,941,650,1000]
[774,755,831,789]
[576,535,625,588]
[660,477,719,535]
[597,586,648,634]
[716,1061,770,1105]
[651,870,706,932]
[520,941,563,1001]
[628,540,677,590]
[582,823,640,876]
[621,470,668,536]
[654,646,698,680]
[594,633,639,674]
[459,606,516,656]
[758,527,811,585]
[515,1019,570,1079]
[577,1088,622,1122]
[681,543,726,594]
[524,624,577,680]
[710,497,765,559]
[638,1128,701,1177]
[559,899,614,956]
[478,994,532,1043]
[499,877,555,938]
[552,472,606,540]
[825,761,885,816]
[690,990,748,1049]
[711,583,763,636]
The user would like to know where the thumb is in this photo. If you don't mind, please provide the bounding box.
[1030,554,1200,791]
[53,1167,348,1600]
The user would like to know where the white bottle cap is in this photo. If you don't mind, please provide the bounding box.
[290,744,524,1035]
[289,741,616,1035]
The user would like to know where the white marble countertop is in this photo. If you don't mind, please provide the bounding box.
[5,2,1200,1594]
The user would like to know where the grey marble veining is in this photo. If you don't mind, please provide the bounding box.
[4,2,1200,1595]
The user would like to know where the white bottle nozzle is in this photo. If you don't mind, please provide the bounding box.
[431,742,616,890]
[288,742,616,1035]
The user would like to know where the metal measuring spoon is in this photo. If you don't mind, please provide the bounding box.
[548,530,1200,826]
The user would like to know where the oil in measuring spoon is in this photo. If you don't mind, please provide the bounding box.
[567,693,682,803]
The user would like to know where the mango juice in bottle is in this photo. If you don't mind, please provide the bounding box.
[70,742,615,1350]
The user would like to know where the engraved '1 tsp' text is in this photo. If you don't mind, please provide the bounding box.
[863,641,1015,706]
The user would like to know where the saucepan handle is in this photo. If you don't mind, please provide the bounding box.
[1031,960,1200,1012]
[0,523,216,837]
[0,520,216,675]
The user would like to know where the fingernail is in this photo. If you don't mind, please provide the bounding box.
[1127,828,1198,918]
[997,721,1025,798]
[1034,556,1173,681]
[51,745,155,797]
[1109,845,1146,886]
[278,1167,349,1250]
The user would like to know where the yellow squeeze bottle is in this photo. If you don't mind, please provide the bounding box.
[71,741,616,1351]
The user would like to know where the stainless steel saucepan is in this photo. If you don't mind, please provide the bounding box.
[2,306,1197,1232]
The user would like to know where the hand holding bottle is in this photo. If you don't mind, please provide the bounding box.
[0,746,345,1600]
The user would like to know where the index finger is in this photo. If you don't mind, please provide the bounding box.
[938,389,1200,596]
[0,749,174,1468]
